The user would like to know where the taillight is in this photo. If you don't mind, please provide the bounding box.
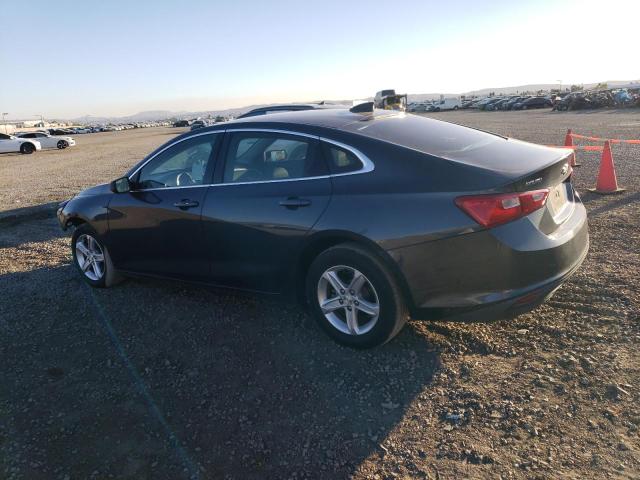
[455,189,549,228]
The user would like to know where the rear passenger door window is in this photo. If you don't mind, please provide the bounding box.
[222,132,326,183]
[321,142,363,174]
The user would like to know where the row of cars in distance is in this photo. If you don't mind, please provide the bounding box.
[76,121,172,133]
[0,130,76,154]
[46,121,173,135]
[466,95,553,111]
[408,95,554,113]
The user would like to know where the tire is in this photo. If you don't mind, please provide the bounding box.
[434,107,440,112]
[20,143,35,154]
[453,105,459,110]
[306,243,408,348]
[522,105,528,110]
[57,140,68,149]
[71,224,122,288]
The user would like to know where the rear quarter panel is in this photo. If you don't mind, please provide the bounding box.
[311,130,493,251]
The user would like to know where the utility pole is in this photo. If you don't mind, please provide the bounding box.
[2,113,7,133]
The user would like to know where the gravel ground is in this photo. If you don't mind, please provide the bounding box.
[0,110,639,479]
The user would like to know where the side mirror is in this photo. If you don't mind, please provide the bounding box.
[110,176,132,193]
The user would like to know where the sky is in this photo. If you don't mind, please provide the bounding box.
[1,0,637,119]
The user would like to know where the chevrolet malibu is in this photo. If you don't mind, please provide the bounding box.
[58,108,588,348]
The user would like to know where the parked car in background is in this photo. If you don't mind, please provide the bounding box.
[460,99,478,109]
[173,120,190,127]
[408,102,431,113]
[513,97,553,110]
[502,96,526,110]
[190,120,208,131]
[16,131,76,149]
[486,98,511,111]
[237,104,333,119]
[57,108,588,348]
[0,133,42,154]
[484,100,501,111]
[428,98,461,111]
[48,128,74,136]
[480,97,506,111]
[473,97,497,110]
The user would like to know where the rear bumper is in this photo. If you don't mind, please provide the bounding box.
[388,200,589,321]
[410,239,587,321]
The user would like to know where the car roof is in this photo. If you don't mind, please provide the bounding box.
[236,103,341,118]
[226,107,399,131]
[218,108,506,153]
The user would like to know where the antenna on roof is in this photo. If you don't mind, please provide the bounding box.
[349,102,374,114]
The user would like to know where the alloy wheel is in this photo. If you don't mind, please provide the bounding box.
[75,234,105,281]
[317,265,380,335]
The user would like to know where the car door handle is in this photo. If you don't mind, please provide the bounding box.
[173,199,200,209]
[279,197,312,209]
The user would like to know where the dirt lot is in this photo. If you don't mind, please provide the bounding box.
[1,110,639,479]
[0,127,187,214]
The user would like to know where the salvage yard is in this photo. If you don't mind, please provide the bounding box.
[1,110,639,479]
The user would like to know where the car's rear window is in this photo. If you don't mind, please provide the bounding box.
[348,113,500,158]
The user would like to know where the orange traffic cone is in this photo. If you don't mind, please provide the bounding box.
[588,141,625,194]
[564,129,581,167]
[569,150,580,167]
[564,129,573,147]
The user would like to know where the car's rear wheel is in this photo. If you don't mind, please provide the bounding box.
[20,143,35,154]
[306,243,408,348]
[57,140,68,149]
[71,224,121,288]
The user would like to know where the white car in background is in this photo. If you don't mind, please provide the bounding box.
[428,98,462,111]
[16,131,76,149]
[0,133,42,154]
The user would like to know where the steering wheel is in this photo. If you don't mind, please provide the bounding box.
[176,171,195,186]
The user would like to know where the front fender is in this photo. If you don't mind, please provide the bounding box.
[57,195,111,237]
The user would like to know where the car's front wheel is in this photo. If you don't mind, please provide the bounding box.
[57,140,68,149]
[306,243,408,348]
[71,224,121,288]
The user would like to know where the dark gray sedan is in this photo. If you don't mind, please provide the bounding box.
[57,108,588,348]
